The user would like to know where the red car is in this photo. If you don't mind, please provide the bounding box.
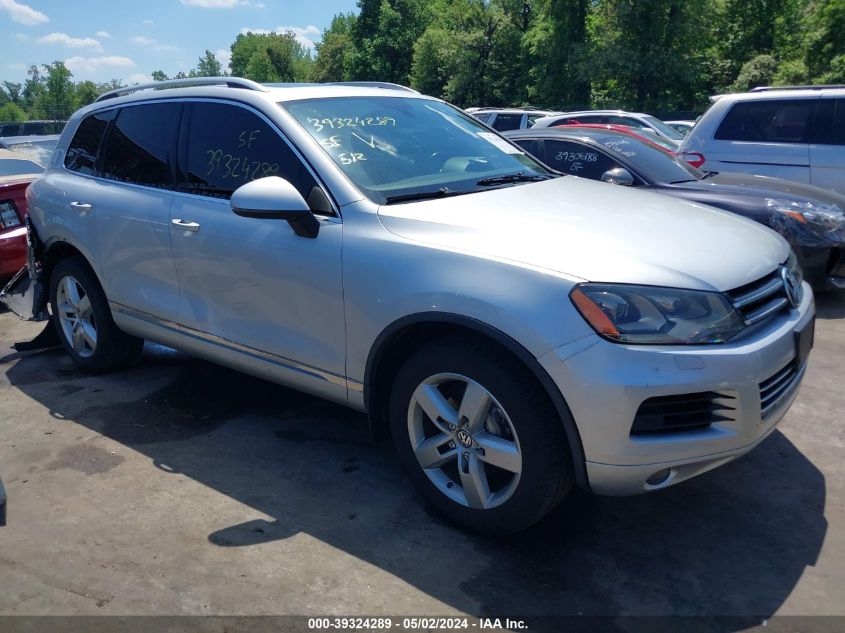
[0,149,44,283]
[548,123,679,155]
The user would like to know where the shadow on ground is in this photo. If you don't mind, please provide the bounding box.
[3,296,834,627]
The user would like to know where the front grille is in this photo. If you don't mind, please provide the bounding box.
[759,361,804,420]
[631,391,736,436]
[727,268,790,326]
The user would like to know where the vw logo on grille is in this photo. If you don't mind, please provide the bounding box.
[456,429,473,448]
[781,266,801,309]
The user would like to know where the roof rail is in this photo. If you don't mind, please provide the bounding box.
[750,84,845,92]
[325,81,418,93]
[95,77,267,103]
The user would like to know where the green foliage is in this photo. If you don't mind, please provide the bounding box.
[312,13,357,82]
[230,32,313,83]
[0,102,26,123]
[2,0,843,123]
[731,54,779,91]
[194,50,225,77]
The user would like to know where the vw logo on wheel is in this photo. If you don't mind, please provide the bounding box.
[456,428,473,448]
[781,266,801,309]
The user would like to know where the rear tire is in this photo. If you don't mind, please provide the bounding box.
[389,339,573,535]
[49,257,143,374]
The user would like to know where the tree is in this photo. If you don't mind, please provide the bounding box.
[230,31,313,82]
[0,102,26,123]
[731,54,779,91]
[33,61,76,120]
[23,65,45,113]
[803,0,845,82]
[75,80,100,108]
[312,13,357,82]
[151,70,169,81]
[2,82,23,106]
[348,0,432,84]
[194,50,224,77]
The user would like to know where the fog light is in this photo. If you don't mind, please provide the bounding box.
[646,469,671,486]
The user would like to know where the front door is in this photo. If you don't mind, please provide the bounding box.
[169,100,346,387]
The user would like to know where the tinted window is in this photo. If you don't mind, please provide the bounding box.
[182,102,314,199]
[715,99,815,143]
[597,135,701,183]
[492,114,524,132]
[544,140,623,179]
[512,139,538,156]
[0,201,21,229]
[100,103,181,188]
[810,99,845,146]
[64,111,113,176]
[473,113,493,124]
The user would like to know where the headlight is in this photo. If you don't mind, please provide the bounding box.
[570,283,745,344]
[766,198,845,230]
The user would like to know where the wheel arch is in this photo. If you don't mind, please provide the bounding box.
[364,312,590,491]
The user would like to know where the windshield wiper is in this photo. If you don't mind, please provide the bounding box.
[385,187,473,205]
[476,172,555,186]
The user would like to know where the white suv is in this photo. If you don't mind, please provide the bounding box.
[680,86,845,194]
[2,78,814,534]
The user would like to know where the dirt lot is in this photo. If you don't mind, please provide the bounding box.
[0,291,843,623]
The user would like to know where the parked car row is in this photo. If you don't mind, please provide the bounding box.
[0,78,821,534]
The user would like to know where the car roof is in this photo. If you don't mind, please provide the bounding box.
[712,88,845,102]
[506,127,610,142]
[556,110,651,118]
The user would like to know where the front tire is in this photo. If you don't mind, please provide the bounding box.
[390,339,573,535]
[49,257,143,374]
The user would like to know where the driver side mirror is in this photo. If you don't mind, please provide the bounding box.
[601,167,634,186]
[231,176,319,238]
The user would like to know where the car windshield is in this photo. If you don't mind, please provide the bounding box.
[642,115,686,141]
[282,96,553,204]
[596,135,703,183]
[6,140,56,166]
[0,157,44,177]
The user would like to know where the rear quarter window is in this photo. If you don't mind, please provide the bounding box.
[715,99,816,143]
[65,110,114,175]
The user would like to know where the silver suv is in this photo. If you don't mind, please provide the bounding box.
[3,78,815,534]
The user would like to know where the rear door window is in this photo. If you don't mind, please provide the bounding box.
[100,102,182,189]
[180,101,315,200]
[543,140,623,178]
[64,110,115,176]
[809,99,845,146]
[491,113,524,132]
[715,99,816,143]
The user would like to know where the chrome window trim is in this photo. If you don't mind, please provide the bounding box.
[59,97,341,219]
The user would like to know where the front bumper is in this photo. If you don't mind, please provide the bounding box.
[539,282,815,496]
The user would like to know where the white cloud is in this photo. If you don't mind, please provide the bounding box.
[15,32,27,39]
[38,32,102,51]
[127,72,152,84]
[142,19,154,25]
[239,24,321,49]
[6,63,27,70]
[132,35,180,51]
[0,0,48,26]
[96,30,110,38]
[65,56,136,75]
[215,48,232,73]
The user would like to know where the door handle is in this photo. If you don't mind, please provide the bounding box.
[70,201,92,212]
[171,218,201,232]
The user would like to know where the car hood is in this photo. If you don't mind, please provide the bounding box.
[377,177,788,292]
[672,172,845,207]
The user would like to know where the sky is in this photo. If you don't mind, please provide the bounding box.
[0,0,358,85]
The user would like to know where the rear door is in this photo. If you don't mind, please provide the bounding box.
[93,101,183,322]
[707,97,815,182]
[808,96,845,194]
